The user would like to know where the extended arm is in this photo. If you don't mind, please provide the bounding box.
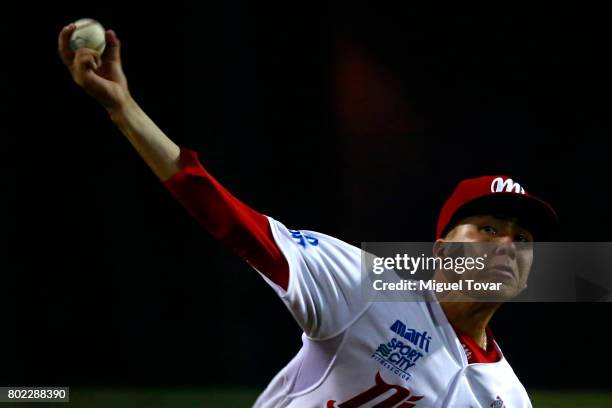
[59,25,180,181]
[58,24,289,288]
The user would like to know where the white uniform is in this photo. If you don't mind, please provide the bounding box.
[253,218,532,408]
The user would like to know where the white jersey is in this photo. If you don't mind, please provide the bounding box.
[253,217,532,408]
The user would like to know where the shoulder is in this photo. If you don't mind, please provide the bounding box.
[266,217,361,258]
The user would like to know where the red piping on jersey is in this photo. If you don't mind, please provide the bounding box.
[162,148,290,290]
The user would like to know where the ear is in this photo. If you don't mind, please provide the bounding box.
[433,239,446,258]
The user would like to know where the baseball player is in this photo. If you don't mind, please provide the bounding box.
[59,25,557,407]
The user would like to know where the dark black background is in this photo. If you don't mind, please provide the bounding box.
[4,2,612,390]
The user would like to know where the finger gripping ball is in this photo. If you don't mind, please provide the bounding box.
[70,18,106,54]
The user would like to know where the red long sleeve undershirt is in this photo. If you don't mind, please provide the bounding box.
[161,147,499,363]
[162,148,289,290]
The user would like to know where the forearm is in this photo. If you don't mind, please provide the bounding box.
[108,97,181,181]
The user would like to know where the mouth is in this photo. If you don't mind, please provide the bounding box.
[488,264,516,280]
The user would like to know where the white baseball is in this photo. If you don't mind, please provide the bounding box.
[70,18,106,54]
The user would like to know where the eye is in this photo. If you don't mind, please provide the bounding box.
[515,233,532,243]
[480,225,497,236]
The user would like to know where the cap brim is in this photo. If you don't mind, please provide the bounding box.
[445,193,558,241]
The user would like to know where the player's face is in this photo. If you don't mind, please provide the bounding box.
[440,214,534,300]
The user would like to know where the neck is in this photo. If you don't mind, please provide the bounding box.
[439,301,500,349]
[432,270,501,348]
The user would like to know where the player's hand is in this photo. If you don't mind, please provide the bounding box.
[58,24,130,110]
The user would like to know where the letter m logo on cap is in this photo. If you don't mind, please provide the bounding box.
[490,177,525,194]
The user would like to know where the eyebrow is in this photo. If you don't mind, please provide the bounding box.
[481,216,532,234]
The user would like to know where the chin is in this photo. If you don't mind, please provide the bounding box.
[460,283,524,302]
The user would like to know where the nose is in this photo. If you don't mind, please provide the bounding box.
[493,235,517,260]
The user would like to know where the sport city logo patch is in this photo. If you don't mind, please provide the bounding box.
[371,320,432,381]
[288,229,319,248]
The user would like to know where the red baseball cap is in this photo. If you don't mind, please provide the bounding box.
[436,175,558,240]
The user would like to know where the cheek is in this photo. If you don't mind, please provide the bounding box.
[518,251,534,272]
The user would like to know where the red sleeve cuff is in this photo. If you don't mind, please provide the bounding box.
[163,148,209,189]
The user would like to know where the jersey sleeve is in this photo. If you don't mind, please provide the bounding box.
[163,147,368,339]
[264,217,368,339]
